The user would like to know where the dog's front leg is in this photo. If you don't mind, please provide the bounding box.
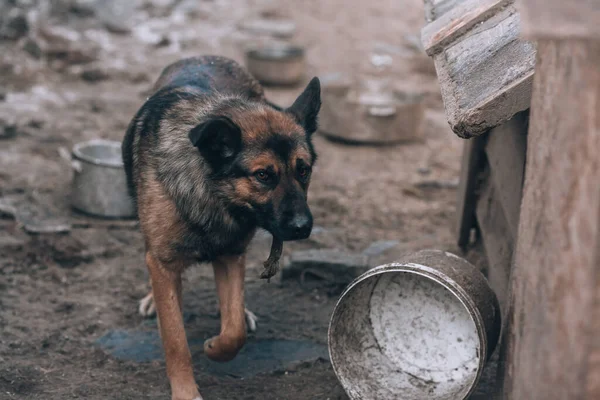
[204,254,247,362]
[146,252,201,400]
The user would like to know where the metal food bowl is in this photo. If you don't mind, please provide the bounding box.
[245,45,305,86]
[328,249,501,400]
[70,139,135,218]
[319,73,426,145]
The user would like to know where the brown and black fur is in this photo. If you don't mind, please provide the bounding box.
[121,55,321,400]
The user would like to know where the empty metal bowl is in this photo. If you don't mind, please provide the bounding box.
[245,45,305,86]
[70,139,135,218]
[319,73,426,145]
[328,249,501,400]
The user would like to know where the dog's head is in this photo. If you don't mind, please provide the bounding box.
[189,77,321,241]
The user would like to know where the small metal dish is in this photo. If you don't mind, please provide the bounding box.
[245,45,306,86]
[70,139,135,218]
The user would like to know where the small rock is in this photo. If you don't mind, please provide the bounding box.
[146,0,178,8]
[0,234,26,250]
[92,0,134,34]
[89,99,104,112]
[402,186,425,199]
[27,118,44,129]
[21,37,42,58]
[417,166,431,175]
[132,25,163,45]
[1,193,71,234]
[155,35,170,47]
[362,240,399,258]
[69,0,97,17]
[415,178,460,190]
[309,226,329,235]
[370,53,393,68]
[29,85,66,106]
[22,218,71,234]
[172,0,210,19]
[36,25,100,65]
[280,249,369,283]
[40,25,81,43]
[103,19,132,35]
[80,67,109,83]
[128,71,150,84]
[16,0,36,7]
[0,199,18,219]
[0,122,18,140]
[0,8,29,40]
[0,90,6,102]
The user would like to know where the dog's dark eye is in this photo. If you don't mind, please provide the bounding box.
[255,169,271,183]
[297,165,311,180]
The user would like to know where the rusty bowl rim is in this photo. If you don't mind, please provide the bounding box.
[327,257,489,400]
[72,139,124,169]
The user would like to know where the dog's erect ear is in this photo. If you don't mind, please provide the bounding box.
[286,77,321,135]
[189,116,242,166]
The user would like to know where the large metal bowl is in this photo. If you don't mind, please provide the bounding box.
[70,139,135,218]
[328,249,501,400]
[319,73,426,145]
[245,45,306,86]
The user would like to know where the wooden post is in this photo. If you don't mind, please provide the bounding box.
[500,1,600,397]
[455,136,485,249]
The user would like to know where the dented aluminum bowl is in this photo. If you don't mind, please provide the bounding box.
[328,249,501,400]
[70,139,135,218]
[318,73,426,145]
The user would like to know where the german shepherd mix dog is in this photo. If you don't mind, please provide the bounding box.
[122,55,321,400]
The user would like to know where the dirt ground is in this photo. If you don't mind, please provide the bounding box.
[0,1,480,399]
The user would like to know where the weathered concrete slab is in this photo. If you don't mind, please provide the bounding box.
[280,249,369,283]
[361,240,400,258]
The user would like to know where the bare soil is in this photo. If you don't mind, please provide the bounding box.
[0,1,476,399]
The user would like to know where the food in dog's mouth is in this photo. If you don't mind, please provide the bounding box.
[260,236,284,282]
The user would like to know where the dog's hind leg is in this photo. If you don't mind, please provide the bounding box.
[244,308,258,332]
[146,252,201,400]
[204,254,248,362]
[139,278,156,317]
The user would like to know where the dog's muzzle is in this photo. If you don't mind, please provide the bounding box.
[279,211,313,241]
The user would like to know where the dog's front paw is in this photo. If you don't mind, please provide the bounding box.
[204,333,246,362]
[170,380,202,400]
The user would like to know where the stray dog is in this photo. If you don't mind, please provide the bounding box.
[122,55,321,400]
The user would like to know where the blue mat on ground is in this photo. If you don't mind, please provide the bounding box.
[96,329,329,378]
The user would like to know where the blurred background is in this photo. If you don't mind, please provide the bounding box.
[0,1,472,399]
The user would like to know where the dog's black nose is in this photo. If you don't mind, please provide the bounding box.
[288,214,312,240]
